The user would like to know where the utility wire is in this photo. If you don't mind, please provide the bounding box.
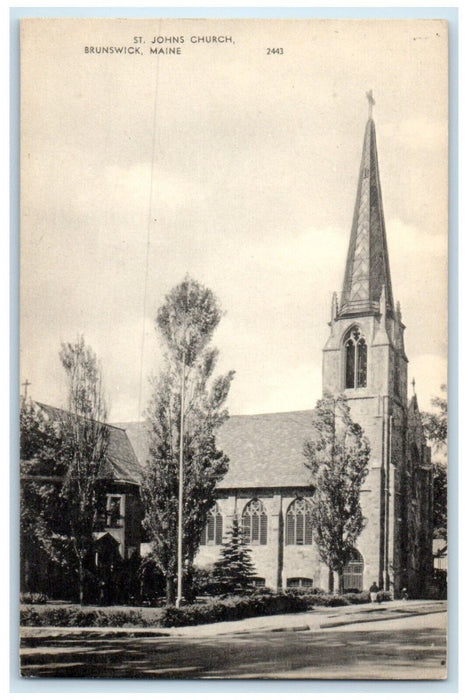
[137,21,162,420]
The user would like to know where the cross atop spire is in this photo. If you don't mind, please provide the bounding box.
[366,90,375,119]
[338,100,394,319]
[21,378,31,400]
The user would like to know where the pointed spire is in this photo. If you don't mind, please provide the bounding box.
[338,94,394,319]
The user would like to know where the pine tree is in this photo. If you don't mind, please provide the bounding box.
[211,517,257,595]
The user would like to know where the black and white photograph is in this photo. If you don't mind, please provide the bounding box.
[19,17,448,680]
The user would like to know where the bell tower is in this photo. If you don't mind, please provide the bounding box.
[322,93,408,593]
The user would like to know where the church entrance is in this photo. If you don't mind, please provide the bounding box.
[343,549,364,592]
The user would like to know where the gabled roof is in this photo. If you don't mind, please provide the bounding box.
[339,117,394,319]
[116,409,317,489]
[35,402,142,486]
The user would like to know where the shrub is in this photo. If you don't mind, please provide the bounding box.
[286,593,347,607]
[344,591,371,604]
[20,592,48,605]
[246,586,274,596]
[285,586,326,596]
[376,591,393,603]
[185,565,215,598]
[158,592,309,628]
[20,605,163,628]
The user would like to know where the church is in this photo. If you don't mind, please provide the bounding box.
[122,102,434,599]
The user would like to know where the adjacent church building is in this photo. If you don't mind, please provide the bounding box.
[123,104,434,598]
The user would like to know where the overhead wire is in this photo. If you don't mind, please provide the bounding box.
[137,20,162,420]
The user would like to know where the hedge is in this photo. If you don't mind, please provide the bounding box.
[158,593,309,628]
[20,592,48,605]
[20,589,393,628]
[20,593,309,628]
[20,606,163,628]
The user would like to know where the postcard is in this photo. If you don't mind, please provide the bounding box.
[19,17,448,680]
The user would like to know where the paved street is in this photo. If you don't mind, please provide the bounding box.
[20,605,446,680]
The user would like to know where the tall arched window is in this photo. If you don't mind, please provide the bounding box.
[200,503,223,546]
[343,549,364,591]
[242,499,267,545]
[285,498,313,545]
[345,326,367,389]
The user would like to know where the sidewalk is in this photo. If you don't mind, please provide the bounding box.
[20,599,446,641]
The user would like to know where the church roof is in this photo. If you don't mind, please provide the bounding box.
[35,402,142,486]
[116,409,318,489]
[339,115,394,319]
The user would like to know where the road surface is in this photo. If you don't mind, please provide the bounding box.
[20,610,446,680]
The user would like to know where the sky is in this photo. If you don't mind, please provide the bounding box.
[20,18,448,422]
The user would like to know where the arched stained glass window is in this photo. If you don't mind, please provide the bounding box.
[200,503,223,546]
[344,326,367,389]
[285,498,313,545]
[242,499,267,545]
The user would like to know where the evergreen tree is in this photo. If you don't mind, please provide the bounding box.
[304,394,370,594]
[211,517,257,595]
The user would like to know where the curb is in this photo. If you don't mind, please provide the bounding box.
[319,608,444,629]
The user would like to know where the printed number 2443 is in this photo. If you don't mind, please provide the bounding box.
[267,48,284,54]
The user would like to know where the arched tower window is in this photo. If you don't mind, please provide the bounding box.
[242,499,267,545]
[200,503,223,546]
[344,326,367,389]
[285,498,313,545]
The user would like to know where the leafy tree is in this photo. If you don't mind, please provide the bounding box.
[20,400,73,592]
[211,517,257,595]
[421,385,447,539]
[142,277,235,604]
[58,336,110,605]
[304,394,370,594]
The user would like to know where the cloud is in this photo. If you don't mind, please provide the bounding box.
[20,19,448,423]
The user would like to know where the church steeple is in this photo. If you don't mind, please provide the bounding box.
[339,92,394,319]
